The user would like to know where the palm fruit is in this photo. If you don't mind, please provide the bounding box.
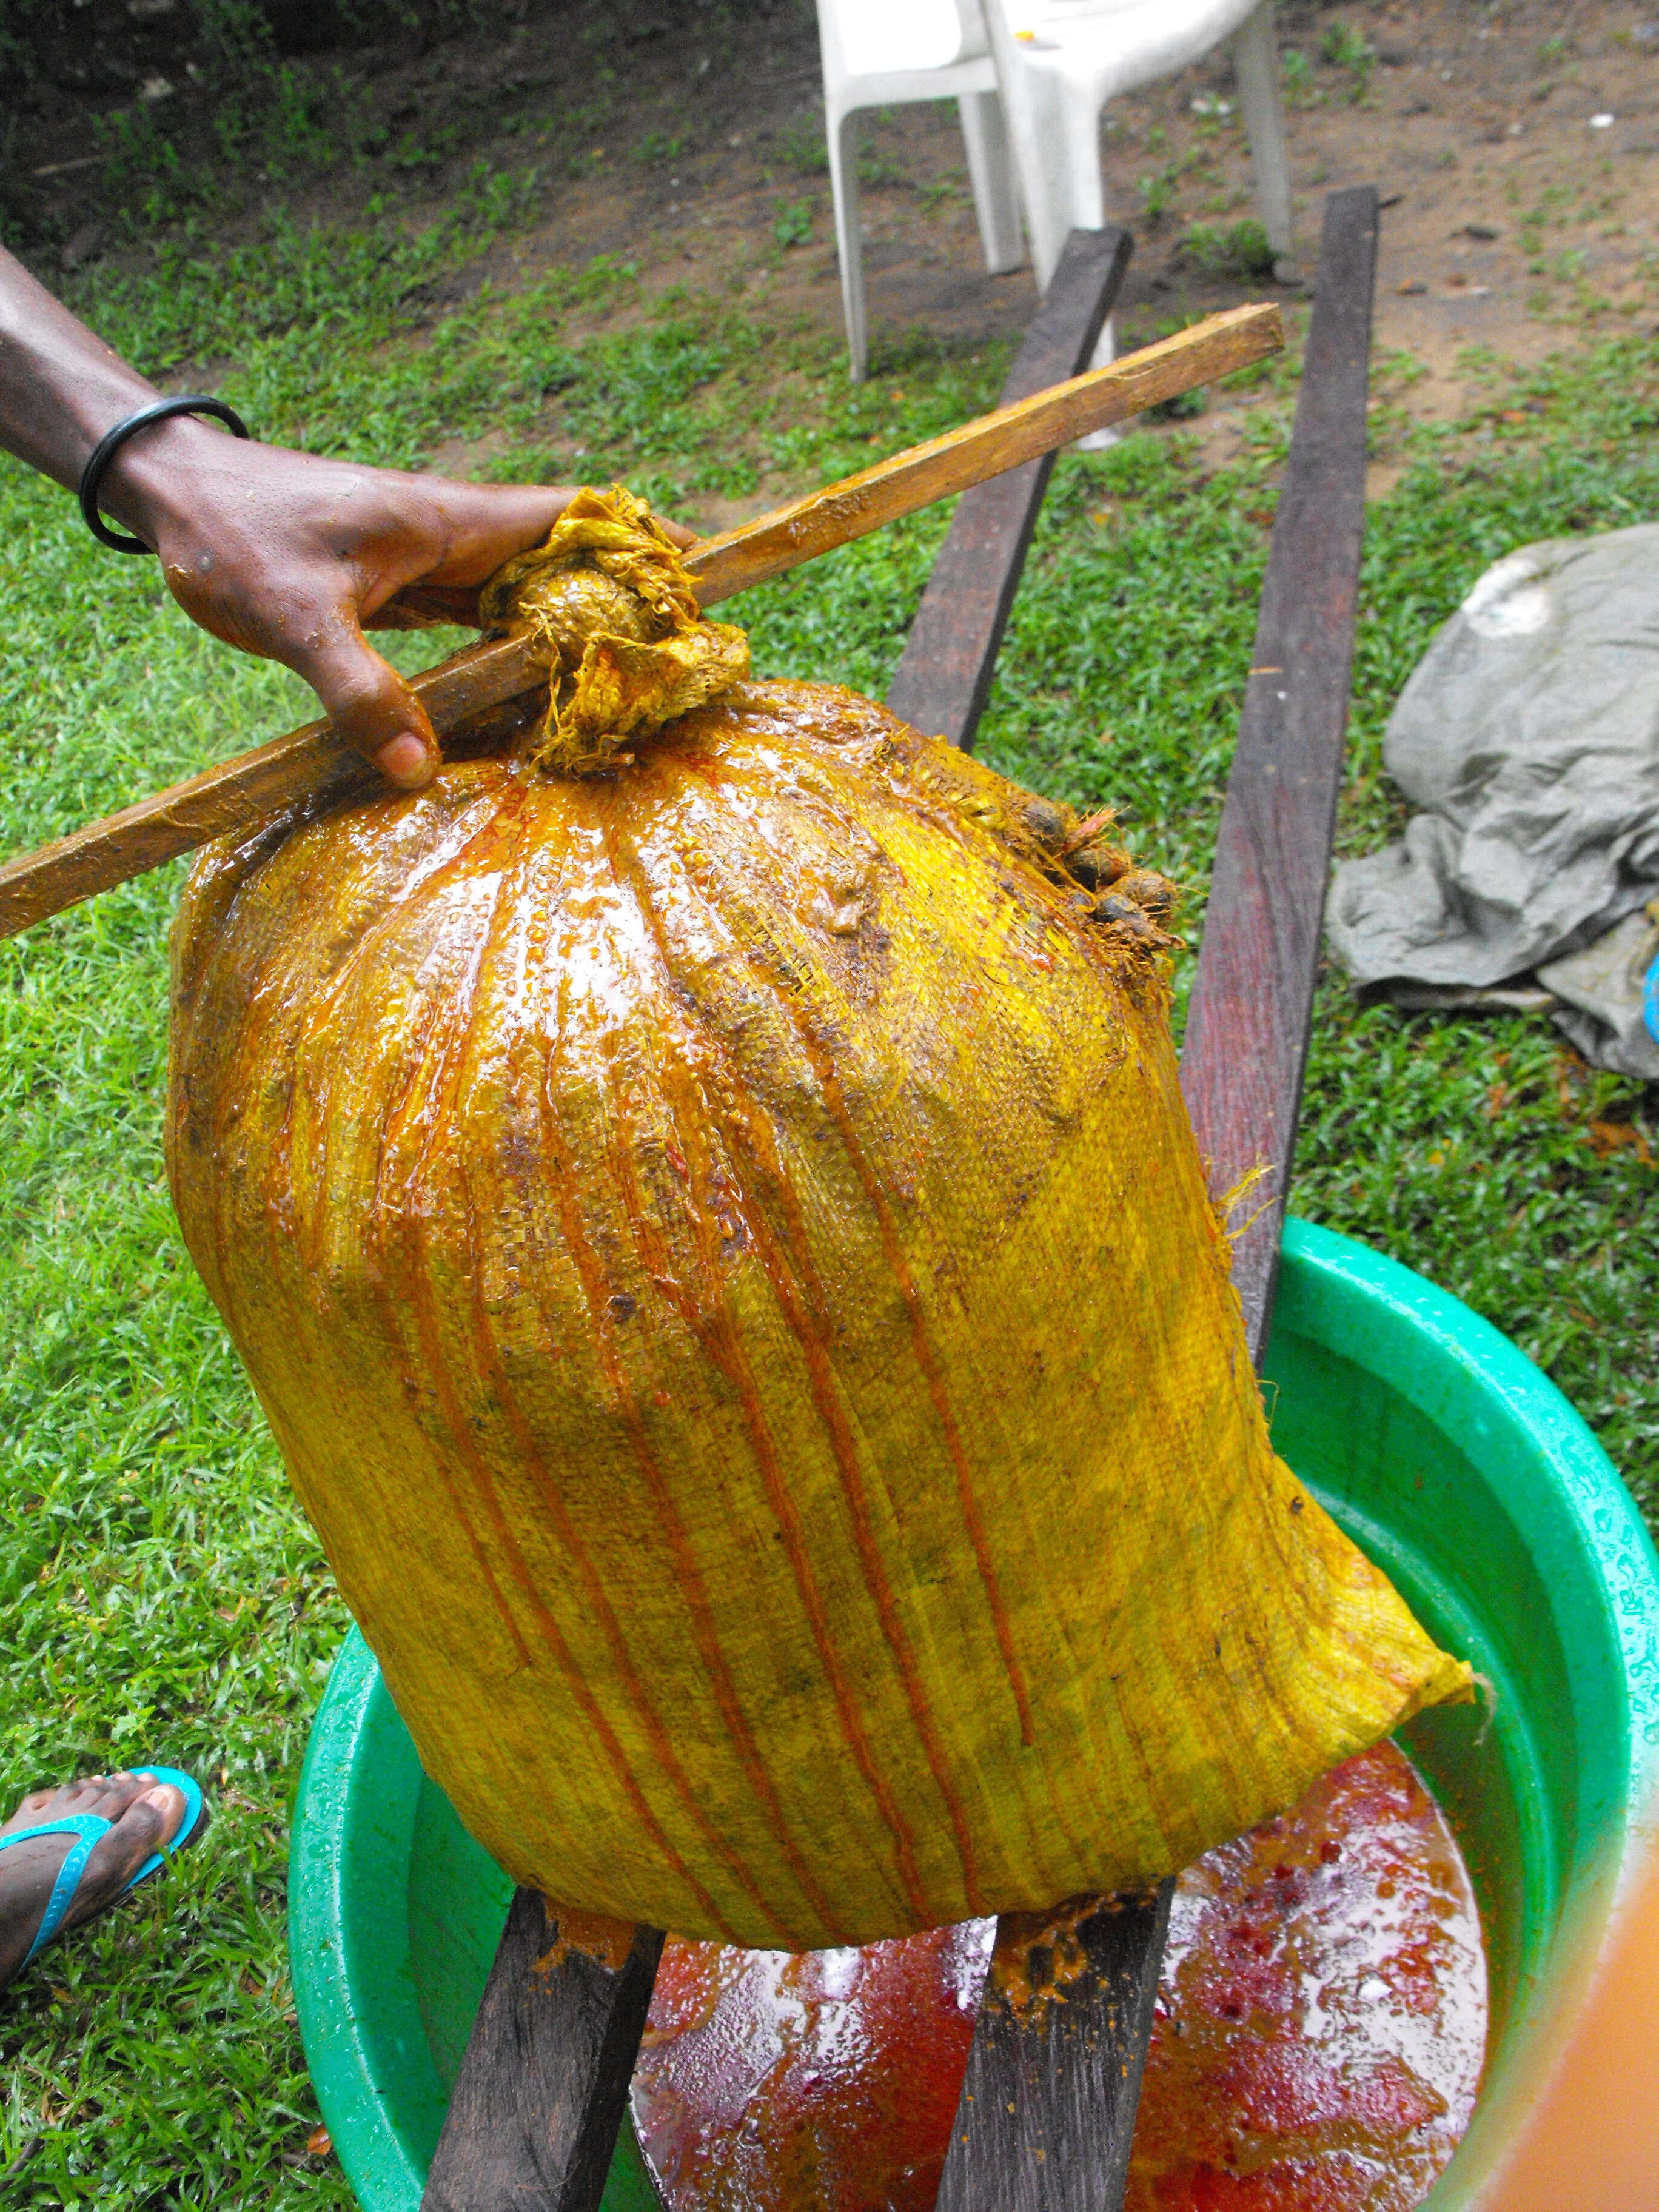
[166,489,1470,1949]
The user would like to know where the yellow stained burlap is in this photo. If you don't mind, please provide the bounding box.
[167,489,1470,1949]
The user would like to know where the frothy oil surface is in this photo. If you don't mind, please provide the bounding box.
[1128,1741,1486,2209]
[632,1741,1486,2212]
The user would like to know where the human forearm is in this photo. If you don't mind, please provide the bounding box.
[0,246,175,504]
[0,246,616,787]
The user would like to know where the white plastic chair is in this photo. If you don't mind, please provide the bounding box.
[816,0,1026,381]
[982,0,1292,298]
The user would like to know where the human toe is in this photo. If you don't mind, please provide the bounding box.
[101,1774,188,1848]
[5,1788,61,1829]
[132,1776,191,1847]
[3,1775,110,1833]
[80,1772,166,1826]
[59,1786,186,1931]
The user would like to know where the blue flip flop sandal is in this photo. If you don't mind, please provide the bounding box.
[2,1767,206,1971]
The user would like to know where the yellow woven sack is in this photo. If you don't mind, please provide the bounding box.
[167,489,1470,1950]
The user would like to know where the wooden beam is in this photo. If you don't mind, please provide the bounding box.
[937,186,1381,2210]
[935,1887,1174,2212]
[1179,187,1381,1355]
[408,234,1150,2212]
[886,225,1132,752]
[404,198,1380,2212]
[420,1891,663,2212]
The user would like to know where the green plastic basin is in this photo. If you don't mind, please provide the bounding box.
[290,1219,1659,2210]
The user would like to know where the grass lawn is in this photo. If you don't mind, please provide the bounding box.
[2,182,1658,2205]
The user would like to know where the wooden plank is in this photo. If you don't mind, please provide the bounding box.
[1179,186,1381,1355]
[937,187,1380,2210]
[0,303,1280,947]
[886,225,1132,750]
[936,1886,1174,2212]
[408,235,1167,2212]
[420,1891,663,2212]
[338,208,1373,2212]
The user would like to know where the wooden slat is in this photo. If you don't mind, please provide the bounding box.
[885,224,1131,749]
[420,1891,663,2212]
[408,233,1153,2212]
[938,186,1380,2211]
[936,1886,1174,2212]
[1179,186,1381,1354]
[0,304,1280,947]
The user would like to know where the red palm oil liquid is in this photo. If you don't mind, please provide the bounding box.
[631,1741,1486,2212]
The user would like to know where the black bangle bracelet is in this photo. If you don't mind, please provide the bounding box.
[78,394,251,555]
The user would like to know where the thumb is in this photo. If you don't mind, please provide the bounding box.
[296,620,438,792]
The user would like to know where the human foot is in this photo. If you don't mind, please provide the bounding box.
[0,1771,199,1994]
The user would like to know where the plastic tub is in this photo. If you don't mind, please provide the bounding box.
[289,1219,1659,2210]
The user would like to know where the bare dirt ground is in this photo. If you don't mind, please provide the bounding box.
[11,0,1659,498]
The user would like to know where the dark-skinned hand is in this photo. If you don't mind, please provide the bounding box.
[0,243,693,789]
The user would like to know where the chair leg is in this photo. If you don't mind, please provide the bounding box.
[1016,77,1109,292]
[1232,0,1293,260]
[826,101,870,382]
[980,0,1070,293]
[957,89,1026,275]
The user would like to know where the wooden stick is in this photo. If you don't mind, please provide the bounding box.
[686,300,1277,603]
[0,302,1279,943]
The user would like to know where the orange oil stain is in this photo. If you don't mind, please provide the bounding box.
[535,1016,798,1947]
[612,796,984,1920]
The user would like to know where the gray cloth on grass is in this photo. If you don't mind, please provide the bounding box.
[1538,908,1659,1080]
[1327,529,1659,1029]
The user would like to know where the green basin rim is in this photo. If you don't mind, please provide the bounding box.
[1279,1219,1659,1760]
